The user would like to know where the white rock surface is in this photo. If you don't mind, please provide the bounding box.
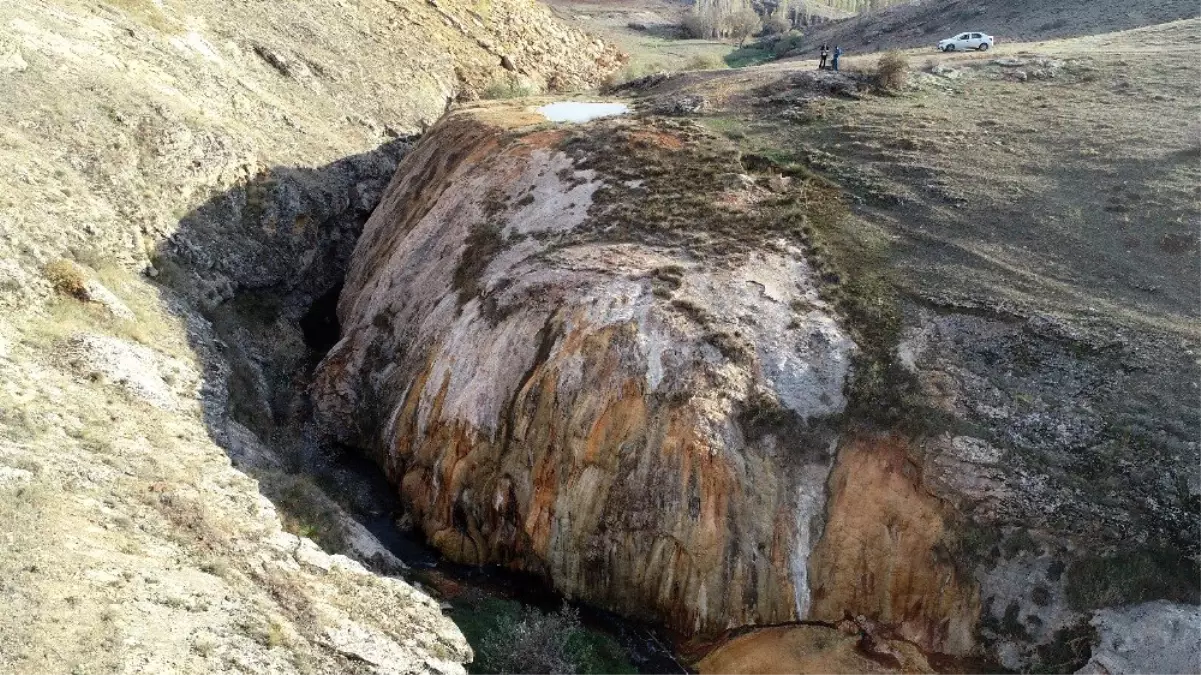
[1077,602,1201,675]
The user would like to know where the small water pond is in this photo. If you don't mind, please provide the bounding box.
[537,101,629,123]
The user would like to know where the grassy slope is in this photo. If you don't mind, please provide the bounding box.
[620,17,1200,568]
[668,20,1201,335]
[781,0,1200,57]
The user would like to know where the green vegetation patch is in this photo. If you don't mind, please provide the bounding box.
[454,221,507,305]
[1065,547,1201,612]
[449,594,635,675]
[723,46,774,69]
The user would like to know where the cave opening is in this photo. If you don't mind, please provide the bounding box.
[300,283,343,356]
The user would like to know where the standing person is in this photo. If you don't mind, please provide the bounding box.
[819,43,830,70]
[832,45,843,71]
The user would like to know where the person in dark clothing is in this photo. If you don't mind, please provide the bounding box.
[832,46,843,71]
[819,43,830,70]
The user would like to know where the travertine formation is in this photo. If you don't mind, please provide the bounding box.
[313,106,857,634]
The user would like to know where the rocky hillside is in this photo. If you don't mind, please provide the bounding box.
[1,0,622,316]
[0,0,623,672]
[784,0,1200,55]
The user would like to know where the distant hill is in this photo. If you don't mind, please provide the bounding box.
[784,0,1200,55]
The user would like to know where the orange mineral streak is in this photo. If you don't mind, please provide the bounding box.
[696,624,934,675]
[378,317,802,633]
[808,434,980,656]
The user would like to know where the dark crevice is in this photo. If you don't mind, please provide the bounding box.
[300,283,343,356]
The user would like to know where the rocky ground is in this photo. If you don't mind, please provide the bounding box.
[0,271,470,674]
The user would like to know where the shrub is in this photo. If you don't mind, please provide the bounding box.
[684,53,728,71]
[478,604,586,674]
[681,11,716,39]
[43,259,89,299]
[480,79,538,100]
[874,50,909,90]
[772,31,805,57]
[452,596,635,675]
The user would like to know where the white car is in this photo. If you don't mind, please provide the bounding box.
[938,32,995,52]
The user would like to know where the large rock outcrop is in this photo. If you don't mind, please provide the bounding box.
[313,105,857,634]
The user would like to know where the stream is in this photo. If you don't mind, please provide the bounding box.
[311,444,690,674]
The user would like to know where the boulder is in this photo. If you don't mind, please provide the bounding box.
[313,104,856,635]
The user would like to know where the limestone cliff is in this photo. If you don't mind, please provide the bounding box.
[313,105,857,634]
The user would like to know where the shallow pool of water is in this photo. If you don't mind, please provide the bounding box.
[537,101,629,123]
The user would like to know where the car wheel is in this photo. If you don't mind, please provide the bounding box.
[944,44,955,52]
[979,43,990,51]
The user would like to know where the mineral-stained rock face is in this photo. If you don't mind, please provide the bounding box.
[808,434,980,655]
[312,105,857,634]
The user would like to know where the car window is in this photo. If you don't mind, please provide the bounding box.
[958,34,970,40]
[971,33,982,39]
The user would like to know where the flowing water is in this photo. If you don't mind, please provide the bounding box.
[312,445,688,674]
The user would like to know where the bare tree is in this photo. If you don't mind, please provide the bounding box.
[727,7,764,46]
[684,0,762,39]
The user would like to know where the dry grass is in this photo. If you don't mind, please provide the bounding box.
[98,0,183,33]
[481,79,540,100]
[28,263,192,363]
[684,53,729,71]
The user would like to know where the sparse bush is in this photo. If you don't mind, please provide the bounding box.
[772,31,805,57]
[874,50,909,91]
[478,604,584,673]
[43,259,89,299]
[451,595,634,675]
[605,61,671,86]
[681,11,716,39]
[684,53,728,71]
[480,79,538,100]
[762,14,792,35]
